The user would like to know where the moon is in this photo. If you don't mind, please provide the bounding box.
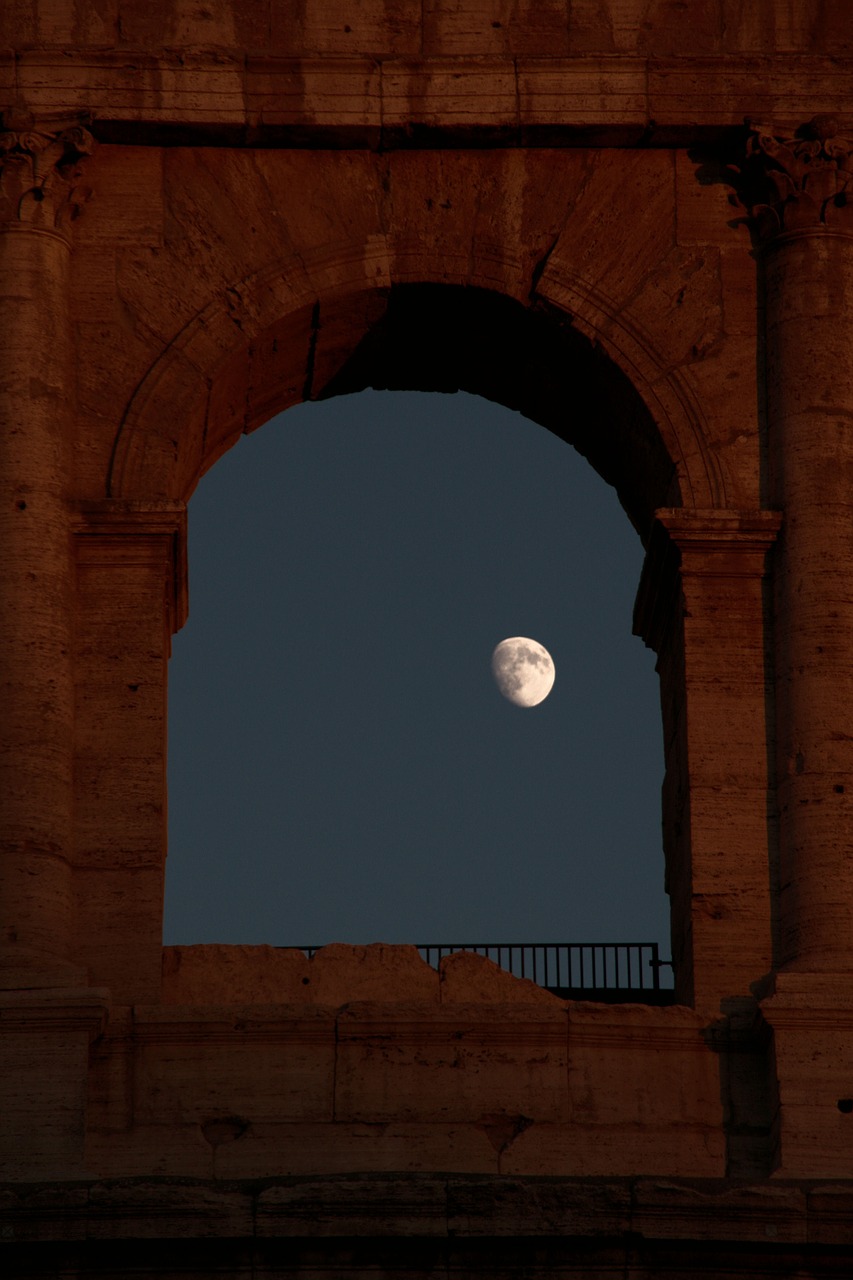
[491,637,555,708]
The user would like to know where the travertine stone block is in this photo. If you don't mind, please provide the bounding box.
[255,1174,451,1237]
[0,988,108,1180]
[517,58,648,131]
[382,58,518,131]
[247,57,382,134]
[86,1178,254,1239]
[567,1003,721,1127]
[118,0,269,51]
[131,1005,337,1127]
[162,945,312,1004]
[213,1120,501,1179]
[85,1123,214,1180]
[439,949,564,1005]
[425,1,571,58]
[271,0,422,57]
[762,974,853,1178]
[632,1179,808,1242]
[503,1120,725,1177]
[72,505,185,1001]
[334,1003,569,1125]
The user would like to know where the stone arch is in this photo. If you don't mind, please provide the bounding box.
[107,248,730,532]
[90,242,768,1012]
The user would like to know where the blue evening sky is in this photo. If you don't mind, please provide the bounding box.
[163,390,669,954]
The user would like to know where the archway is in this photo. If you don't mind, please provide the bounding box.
[78,277,764,1008]
[163,388,668,955]
[109,281,712,522]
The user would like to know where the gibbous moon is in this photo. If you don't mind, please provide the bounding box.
[491,637,555,708]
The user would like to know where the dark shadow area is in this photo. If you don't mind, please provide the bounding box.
[704,997,780,1179]
[317,284,680,539]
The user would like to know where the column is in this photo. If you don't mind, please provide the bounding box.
[634,510,780,1008]
[0,123,93,986]
[743,116,853,972]
[72,502,187,1005]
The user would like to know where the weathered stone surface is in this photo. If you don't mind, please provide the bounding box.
[130,1005,338,1134]
[4,1172,853,1256]
[439,950,564,1005]
[632,1179,809,1243]
[334,1003,570,1126]
[162,944,313,1004]
[213,1120,501,1179]
[85,1179,255,1239]
[255,1175,450,1237]
[0,988,109,1180]
[4,11,853,1273]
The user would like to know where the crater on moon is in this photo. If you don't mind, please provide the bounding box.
[491,637,555,708]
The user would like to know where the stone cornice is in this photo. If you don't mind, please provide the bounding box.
[4,52,853,146]
[2,1174,852,1248]
[122,999,708,1052]
[0,123,93,231]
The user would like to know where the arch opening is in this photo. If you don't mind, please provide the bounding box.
[113,283,691,537]
[164,388,669,957]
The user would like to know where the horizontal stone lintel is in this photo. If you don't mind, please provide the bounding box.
[6,53,853,143]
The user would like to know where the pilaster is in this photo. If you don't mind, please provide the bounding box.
[71,502,187,1004]
[634,509,780,1009]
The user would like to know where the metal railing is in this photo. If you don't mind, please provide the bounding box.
[293,942,674,1003]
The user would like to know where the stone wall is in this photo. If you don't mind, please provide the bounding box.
[5,0,853,60]
[4,1,853,1272]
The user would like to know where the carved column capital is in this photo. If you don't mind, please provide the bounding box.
[732,115,853,243]
[0,124,94,233]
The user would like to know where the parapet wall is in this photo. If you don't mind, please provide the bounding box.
[68,944,731,1183]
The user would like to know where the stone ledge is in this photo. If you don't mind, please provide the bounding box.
[0,986,110,1036]
[5,53,853,141]
[4,1175,853,1245]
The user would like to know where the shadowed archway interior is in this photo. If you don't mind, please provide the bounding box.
[314,285,681,537]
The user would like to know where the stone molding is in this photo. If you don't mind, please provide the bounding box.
[0,985,109,1037]
[71,501,188,633]
[7,51,853,144]
[736,115,853,243]
[0,122,93,233]
[124,998,709,1053]
[633,509,782,654]
[1,1174,851,1248]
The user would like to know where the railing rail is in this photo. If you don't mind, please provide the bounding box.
[292,942,675,1003]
